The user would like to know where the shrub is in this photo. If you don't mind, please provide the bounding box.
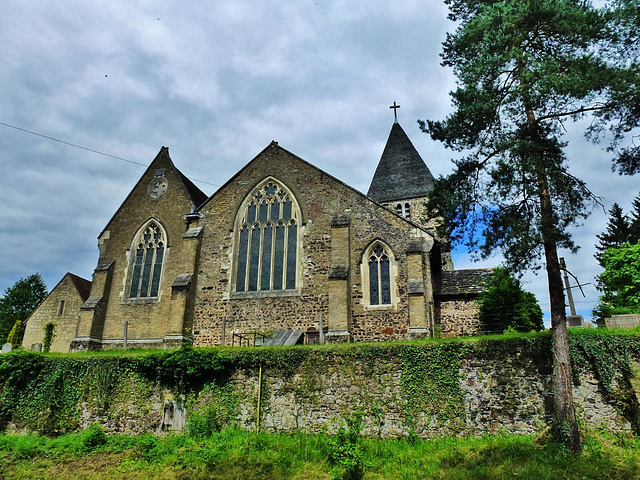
[82,424,107,451]
[329,412,367,480]
[187,385,236,438]
[42,323,56,353]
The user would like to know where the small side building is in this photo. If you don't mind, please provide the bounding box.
[22,273,91,352]
[434,269,493,337]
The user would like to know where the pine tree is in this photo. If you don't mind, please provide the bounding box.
[595,203,632,266]
[629,194,640,243]
[422,0,640,451]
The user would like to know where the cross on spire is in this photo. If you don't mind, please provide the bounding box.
[389,101,401,123]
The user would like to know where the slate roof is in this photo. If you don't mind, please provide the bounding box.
[176,167,208,208]
[67,273,92,302]
[434,268,494,298]
[367,122,436,203]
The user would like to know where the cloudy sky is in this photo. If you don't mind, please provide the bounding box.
[1,1,638,324]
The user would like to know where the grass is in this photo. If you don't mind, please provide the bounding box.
[0,428,639,479]
[36,327,640,361]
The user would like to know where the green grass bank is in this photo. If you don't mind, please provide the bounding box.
[1,428,639,479]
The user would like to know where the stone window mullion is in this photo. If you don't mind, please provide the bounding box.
[365,242,394,307]
[234,180,299,293]
[128,222,166,299]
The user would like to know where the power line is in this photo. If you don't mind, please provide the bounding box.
[0,120,220,187]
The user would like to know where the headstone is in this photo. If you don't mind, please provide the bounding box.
[31,343,42,352]
[568,315,584,327]
[162,400,185,431]
[1,343,12,354]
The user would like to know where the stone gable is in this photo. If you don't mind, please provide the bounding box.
[192,143,437,346]
[72,148,206,350]
[22,273,91,352]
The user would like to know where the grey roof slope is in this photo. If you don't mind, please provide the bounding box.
[434,269,494,298]
[367,122,436,202]
[68,273,92,302]
[176,167,208,208]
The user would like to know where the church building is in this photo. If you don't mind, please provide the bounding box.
[23,115,492,352]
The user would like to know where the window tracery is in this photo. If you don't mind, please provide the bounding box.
[235,180,299,293]
[367,242,393,306]
[129,221,165,298]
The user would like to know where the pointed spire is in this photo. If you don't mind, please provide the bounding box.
[367,122,435,203]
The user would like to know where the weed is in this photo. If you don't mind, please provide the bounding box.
[329,412,368,480]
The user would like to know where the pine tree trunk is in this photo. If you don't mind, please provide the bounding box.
[522,86,582,451]
[538,174,582,452]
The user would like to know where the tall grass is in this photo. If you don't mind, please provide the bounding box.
[0,428,638,479]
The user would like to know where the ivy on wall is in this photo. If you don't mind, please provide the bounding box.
[569,331,640,433]
[399,343,470,429]
[0,332,639,437]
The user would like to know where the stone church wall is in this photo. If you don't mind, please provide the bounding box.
[193,144,435,346]
[22,276,84,353]
[84,151,200,348]
[435,299,482,337]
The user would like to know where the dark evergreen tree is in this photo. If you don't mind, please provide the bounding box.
[479,267,544,333]
[594,203,632,266]
[421,0,640,451]
[0,274,48,345]
[629,194,640,243]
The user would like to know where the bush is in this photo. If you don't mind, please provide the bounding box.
[82,424,107,451]
[479,267,544,334]
[187,384,236,438]
[329,412,367,480]
[42,323,56,353]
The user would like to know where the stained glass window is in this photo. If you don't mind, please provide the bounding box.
[129,222,166,298]
[235,180,299,292]
[368,243,392,306]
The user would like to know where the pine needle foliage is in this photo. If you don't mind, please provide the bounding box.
[421,0,640,452]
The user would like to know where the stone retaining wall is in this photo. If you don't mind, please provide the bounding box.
[41,341,637,438]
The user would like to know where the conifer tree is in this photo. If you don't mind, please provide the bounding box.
[0,274,48,345]
[422,0,640,451]
[594,203,632,266]
[479,267,544,333]
[629,194,640,243]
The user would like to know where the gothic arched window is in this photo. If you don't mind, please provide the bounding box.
[129,221,166,298]
[362,241,397,307]
[235,180,299,293]
[368,244,392,305]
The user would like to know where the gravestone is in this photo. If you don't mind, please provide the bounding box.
[31,343,42,352]
[568,315,585,328]
[1,343,12,354]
